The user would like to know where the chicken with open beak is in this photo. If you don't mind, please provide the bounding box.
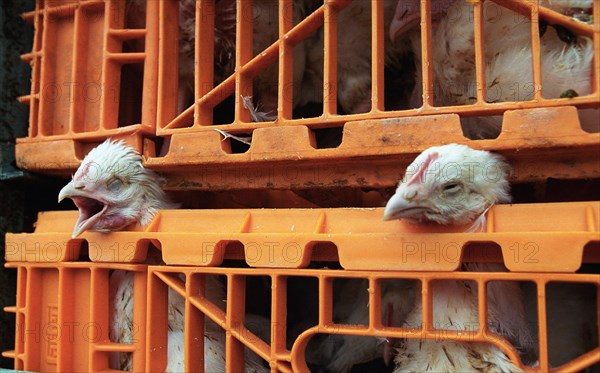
[58,139,176,238]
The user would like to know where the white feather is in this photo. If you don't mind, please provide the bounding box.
[408,0,595,138]
[110,272,268,372]
[395,279,524,373]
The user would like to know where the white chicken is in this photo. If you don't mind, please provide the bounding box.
[58,140,177,238]
[383,144,537,372]
[390,0,596,138]
[58,140,269,372]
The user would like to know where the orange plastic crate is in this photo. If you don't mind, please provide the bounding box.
[3,263,599,372]
[2,262,148,372]
[3,203,600,371]
[5,202,600,270]
[13,0,600,189]
[148,0,600,190]
[16,0,160,173]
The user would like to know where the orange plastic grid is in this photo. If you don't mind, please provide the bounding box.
[5,202,600,272]
[15,0,160,172]
[3,262,599,372]
[13,0,600,188]
[145,0,600,189]
[2,262,148,372]
[150,106,600,190]
[157,0,599,130]
[146,266,600,373]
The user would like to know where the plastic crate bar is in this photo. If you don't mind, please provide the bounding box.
[148,106,600,190]
[278,0,294,120]
[5,202,599,272]
[15,0,160,172]
[144,266,600,373]
[158,0,598,132]
[3,262,147,372]
[472,0,487,103]
[3,263,599,372]
[370,1,384,112]
[418,0,433,109]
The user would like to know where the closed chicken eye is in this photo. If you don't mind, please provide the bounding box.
[107,176,124,191]
[442,183,461,193]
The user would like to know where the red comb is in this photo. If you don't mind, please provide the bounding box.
[74,161,91,182]
[406,151,439,187]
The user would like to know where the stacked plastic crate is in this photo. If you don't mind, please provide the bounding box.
[3,0,600,372]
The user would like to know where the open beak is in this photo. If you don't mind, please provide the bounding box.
[383,192,429,221]
[59,183,108,238]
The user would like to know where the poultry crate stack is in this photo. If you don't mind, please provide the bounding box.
[3,0,600,372]
[5,206,600,371]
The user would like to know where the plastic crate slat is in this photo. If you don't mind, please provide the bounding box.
[152,271,185,298]
[229,327,271,363]
[555,347,600,372]
[108,29,146,41]
[1,351,16,361]
[186,293,227,328]
[16,95,32,105]
[536,282,550,371]
[93,343,136,353]
[5,203,599,272]
[150,107,600,189]
[158,93,599,135]
[19,52,40,62]
[106,52,145,64]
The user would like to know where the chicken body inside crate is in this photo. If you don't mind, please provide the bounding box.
[144,0,598,135]
[398,0,598,139]
[154,0,415,125]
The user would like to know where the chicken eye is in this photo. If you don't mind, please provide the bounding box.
[442,183,461,193]
[107,177,124,192]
